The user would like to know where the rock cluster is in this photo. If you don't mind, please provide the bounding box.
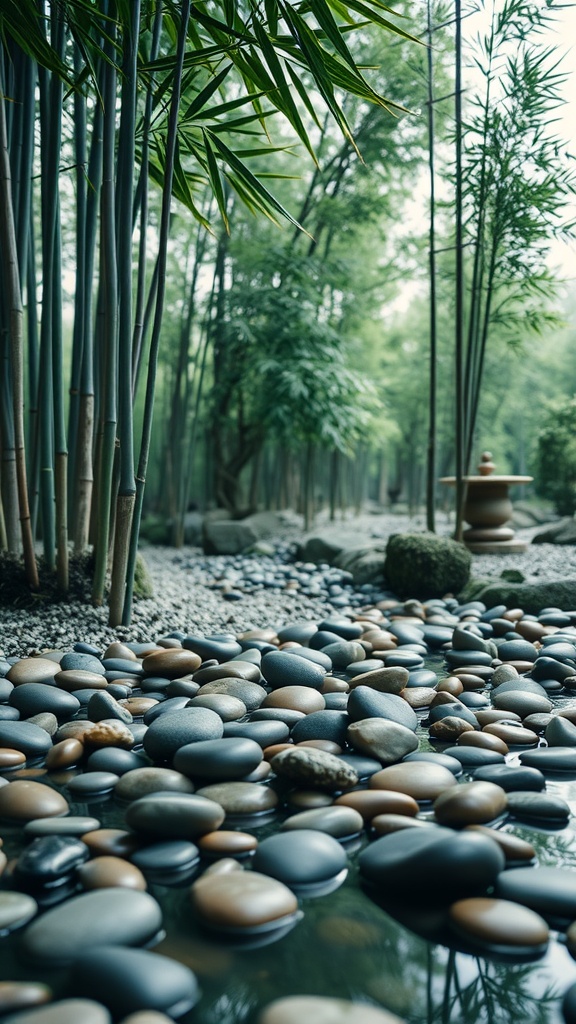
[1,595,576,1021]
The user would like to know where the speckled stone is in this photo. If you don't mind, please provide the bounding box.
[77,856,147,891]
[448,897,549,952]
[21,888,164,964]
[191,867,298,932]
[69,946,199,1018]
[0,891,39,931]
[0,1000,111,1024]
[347,667,409,694]
[82,721,136,750]
[114,768,195,802]
[257,996,404,1024]
[433,781,507,826]
[368,762,458,802]
[281,805,363,839]
[346,719,418,765]
[271,748,358,793]
[429,717,475,742]
[0,781,68,821]
[7,659,60,686]
[125,792,225,840]
[195,781,278,815]
[194,680,267,712]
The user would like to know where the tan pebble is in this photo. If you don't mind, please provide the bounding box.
[430,692,461,709]
[320,677,349,694]
[458,732,509,754]
[55,670,108,691]
[198,830,258,856]
[257,995,405,1024]
[186,694,247,721]
[483,723,539,746]
[368,762,457,802]
[286,791,333,811]
[449,897,548,949]
[400,687,436,709]
[335,789,419,822]
[371,813,435,837]
[428,717,474,741]
[0,982,51,1014]
[262,686,325,714]
[0,780,69,821]
[437,676,464,696]
[456,674,487,692]
[45,739,84,770]
[434,781,507,826]
[118,1013,176,1024]
[103,642,139,661]
[191,869,297,929]
[475,709,521,727]
[77,855,147,891]
[55,721,97,743]
[0,850,7,875]
[297,740,342,754]
[81,828,142,858]
[465,824,535,864]
[118,698,159,716]
[142,649,201,678]
[263,743,293,761]
[0,749,26,770]
[82,721,135,749]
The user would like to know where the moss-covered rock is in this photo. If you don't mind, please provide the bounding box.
[133,553,154,600]
[459,578,576,614]
[384,532,471,600]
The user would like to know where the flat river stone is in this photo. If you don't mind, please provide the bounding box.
[271,748,358,792]
[492,691,553,717]
[197,830,257,857]
[519,746,576,772]
[433,781,508,826]
[290,711,348,747]
[195,781,278,815]
[187,694,246,721]
[473,764,545,792]
[335,790,419,822]
[67,772,119,796]
[9,684,80,721]
[359,827,505,899]
[464,825,536,865]
[448,896,549,952]
[0,981,50,1014]
[21,888,163,964]
[0,781,68,821]
[70,946,199,1018]
[55,669,108,691]
[223,721,290,747]
[131,840,200,874]
[346,719,418,764]
[114,767,195,802]
[24,816,100,838]
[495,866,576,925]
[506,790,571,824]
[0,722,52,759]
[368,762,458,802]
[281,805,363,839]
[125,792,225,839]
[262,686,326,714]
[142,649,202,678]
[194,680,267,712]
[347,667,409,694]
[191,868,298,932]
[258,995,405,1024]
[0,892,38,931]
[253,829,347,888]
[347,688,417,730]
[1,1000,111,1024]
[143,708,224,762]
[173,737,263,781]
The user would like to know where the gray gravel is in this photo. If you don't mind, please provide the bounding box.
[1,511,574,660]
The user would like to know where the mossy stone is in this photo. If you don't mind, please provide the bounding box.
[384,533,471,601]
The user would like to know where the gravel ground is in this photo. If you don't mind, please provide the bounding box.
[1,510,575,660]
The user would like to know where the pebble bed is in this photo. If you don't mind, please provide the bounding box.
[1,515,576,1023]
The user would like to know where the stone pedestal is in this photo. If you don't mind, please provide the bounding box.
[441,453,533,553]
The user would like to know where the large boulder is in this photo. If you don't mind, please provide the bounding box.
[384,532,471,600]
[297,529,362,565]
[332,544,387,585]
[532,517,576,545]
[458,578,576,614]
[203,511,281,555]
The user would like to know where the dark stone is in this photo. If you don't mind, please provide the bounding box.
[173,737,264,781]
[143,708,224,762]
[0,722,52,759]
[347,687,417,731]
[222,721,289,747]
[359,827,504,899]
[14,836,89,887]
[70,946,199,1018]
[87,692,132,724]
[131,840,200,874]
[467,580,576,615]
[8,685,80,722]
[182,635,242,662]
[441,747,506,768]
[473,764,546,792]
[290,711,349,747]
[125,792,225,839]
[253,829,347,889]
[519,747,576,772]
[60,653,105,674]
[86,749,150,775]
[261,651,325,691]
[506,791,571,824]
[495,866,576,926]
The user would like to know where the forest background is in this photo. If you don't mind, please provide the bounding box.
[1,0,576,626]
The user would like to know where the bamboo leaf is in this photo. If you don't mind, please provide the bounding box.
[201,128,230,231]
[182,62,232,121]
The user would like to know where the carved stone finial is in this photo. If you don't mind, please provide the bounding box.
[477,452,495,476]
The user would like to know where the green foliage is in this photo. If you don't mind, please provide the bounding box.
[534,395,576,515]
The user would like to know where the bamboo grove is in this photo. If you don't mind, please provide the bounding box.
[0,0,417,624]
